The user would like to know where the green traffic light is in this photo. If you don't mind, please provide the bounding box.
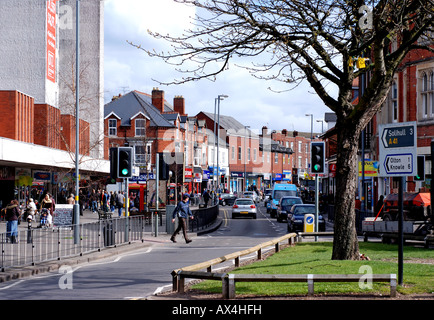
[122,168,129,176]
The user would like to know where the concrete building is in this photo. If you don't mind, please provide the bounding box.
[0,0,107,206]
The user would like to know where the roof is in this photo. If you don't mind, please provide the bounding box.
[104,91,175,128]
[200,111,254,137]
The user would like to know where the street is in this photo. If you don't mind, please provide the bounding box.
[0,202,299,300]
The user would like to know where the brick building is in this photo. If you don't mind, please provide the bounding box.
[104,89,209,203]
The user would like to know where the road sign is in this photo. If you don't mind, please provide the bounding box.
[381,125,415,148]
[378,122,417,177]
[383,154,413,175]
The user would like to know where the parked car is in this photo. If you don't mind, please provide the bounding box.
[232,198,257,219]
[287,204,325,232]
[243,191,259,203]
[276,196,303,222]
[263,188,272,205]
[219,193,237,206]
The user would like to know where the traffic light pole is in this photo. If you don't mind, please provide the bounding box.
[124,177,129,243]
[315,174,319,242]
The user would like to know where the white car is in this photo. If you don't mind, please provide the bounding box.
[232,198,257,219]
[243,191,259,203]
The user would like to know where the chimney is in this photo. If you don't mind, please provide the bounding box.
[173,95,186,115]
[282,129,287,136]
[262,126,268,136]
[293,130,298,137]
[152,88,165,113]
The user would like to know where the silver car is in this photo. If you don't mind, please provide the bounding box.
[243,191,259,203]
[232,198,257,219]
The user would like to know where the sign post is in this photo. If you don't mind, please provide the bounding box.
[378,121,417,286]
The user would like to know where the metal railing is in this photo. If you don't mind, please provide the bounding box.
[0,216,153,271]
[1,204,220,271]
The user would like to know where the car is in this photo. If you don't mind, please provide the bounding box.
[232,198,257,219]
[276,196,303,222]
[219,193,237,206]
[269,183,298,217]
[243,191,259,203]
[287,204,326,232]
[263,188,272,204]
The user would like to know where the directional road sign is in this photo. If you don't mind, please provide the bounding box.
[378,122,417,177]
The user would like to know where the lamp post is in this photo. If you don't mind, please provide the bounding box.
[244,125,250,191]
[305,113,313,140]
[74,0,81,244]
[216,95,228,193]
[316,119,324,133]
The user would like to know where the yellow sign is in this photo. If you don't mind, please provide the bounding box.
[358,161,378,177]
[304,214,315,233]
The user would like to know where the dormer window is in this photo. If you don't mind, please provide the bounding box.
[135,119,146,136]
[108,119,117,136]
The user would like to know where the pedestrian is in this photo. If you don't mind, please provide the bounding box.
[203,189,210,207]
[90,189,98,213]
[26,198,37,222]
[67,194,75,204]
[170,194,194,244]
[5,199,21,243]
[116,191,124,217]
[40,193,55,227]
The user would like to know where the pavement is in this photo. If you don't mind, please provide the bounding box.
[0,206,223,284]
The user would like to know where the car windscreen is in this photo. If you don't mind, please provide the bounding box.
[273,190,297,200]
[236,200,254,205]
[293,206,316,214]
[282,198,303,211]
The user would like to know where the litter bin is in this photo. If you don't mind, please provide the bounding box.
[166,205,176,234]
[103,220,114,246]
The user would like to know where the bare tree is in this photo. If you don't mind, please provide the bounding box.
[130,0,433,259]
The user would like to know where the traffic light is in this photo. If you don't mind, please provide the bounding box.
[414,155,425,181]
[158,153,169,180]
[117,147,133,178]
[311,142,325,174]
[109,147,118,180]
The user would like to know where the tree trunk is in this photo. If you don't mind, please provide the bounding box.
[332,120,361,260]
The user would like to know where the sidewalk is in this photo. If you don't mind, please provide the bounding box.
[0,206,222,283]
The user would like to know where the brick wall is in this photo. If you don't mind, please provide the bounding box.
[0,90,34,143]
[34,103,61,149]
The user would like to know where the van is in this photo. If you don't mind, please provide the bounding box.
[269,183,298,217]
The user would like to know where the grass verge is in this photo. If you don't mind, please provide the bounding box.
[191,242,434,297]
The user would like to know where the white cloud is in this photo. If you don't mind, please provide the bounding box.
[104,0,331,133]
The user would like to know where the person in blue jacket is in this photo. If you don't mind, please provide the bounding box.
[170,194,194,243]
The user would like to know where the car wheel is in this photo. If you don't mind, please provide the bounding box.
[253,214,257,219]
[232,213,236,219]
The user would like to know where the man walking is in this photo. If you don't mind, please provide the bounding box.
[171,194,194,243]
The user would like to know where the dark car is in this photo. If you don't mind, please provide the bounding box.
[287,204,325,232]
[219,193,237,206]
[276,196,303,222]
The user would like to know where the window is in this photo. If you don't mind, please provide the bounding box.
[135,145,146,164]
[108,119,117,136]
[238,146,242,161]
[135,119,146,136]
[392,81,398,122]
[298,141,302,152]
[421,71,434,118]
[247,148,251,161]
[253,148,257,162]
[274,153,278,164]
[231,146,235,160]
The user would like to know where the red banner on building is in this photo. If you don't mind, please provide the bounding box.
[46,0,57,83]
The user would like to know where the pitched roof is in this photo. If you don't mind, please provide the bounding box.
[200,111,254,137]
[104,91,175,128]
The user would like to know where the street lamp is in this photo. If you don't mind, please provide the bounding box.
[305,114,313,140]
[74,0,81,244]
[244,125,250,191]
[216,95,228,193]
[316,119,324,133]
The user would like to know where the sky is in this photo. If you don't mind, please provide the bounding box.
[104,0,331,135]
